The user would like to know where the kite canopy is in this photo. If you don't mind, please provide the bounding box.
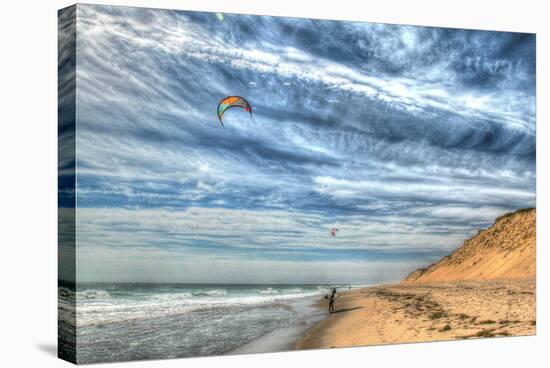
[217,96,252,127]
[330,228,339,237]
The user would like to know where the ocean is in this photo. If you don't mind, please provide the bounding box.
[58,282,364,363]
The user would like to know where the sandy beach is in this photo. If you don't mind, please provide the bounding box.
[297,279,535,349]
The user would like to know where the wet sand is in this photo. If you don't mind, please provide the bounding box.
[296,279,535,349]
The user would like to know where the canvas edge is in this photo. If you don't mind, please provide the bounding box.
[58,4,78,365]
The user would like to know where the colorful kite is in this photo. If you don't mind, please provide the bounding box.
[216,96,252,127]
[330,228,339,237]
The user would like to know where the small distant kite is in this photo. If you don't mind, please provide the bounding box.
[216,96,253,127]
[330,228,339,237]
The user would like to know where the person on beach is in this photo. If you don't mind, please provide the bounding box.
[329,287,337,313]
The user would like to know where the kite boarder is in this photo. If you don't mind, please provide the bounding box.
[328,287,337,313]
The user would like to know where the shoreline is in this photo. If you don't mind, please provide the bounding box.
[295,279,536,350]
[229,295,328,355]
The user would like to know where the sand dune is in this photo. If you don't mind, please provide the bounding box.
[404,208,535,284]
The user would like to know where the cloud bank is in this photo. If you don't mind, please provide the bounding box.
[69,5,536,283]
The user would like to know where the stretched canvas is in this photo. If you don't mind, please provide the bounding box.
[58,3,536,364]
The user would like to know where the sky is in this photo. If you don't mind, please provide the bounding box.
[61,4,536,284]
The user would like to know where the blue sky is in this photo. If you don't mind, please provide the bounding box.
[66,4,535,284]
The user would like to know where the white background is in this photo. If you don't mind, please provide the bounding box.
[0,0,547,367]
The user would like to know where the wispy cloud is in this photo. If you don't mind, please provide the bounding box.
[69,5,536,283]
